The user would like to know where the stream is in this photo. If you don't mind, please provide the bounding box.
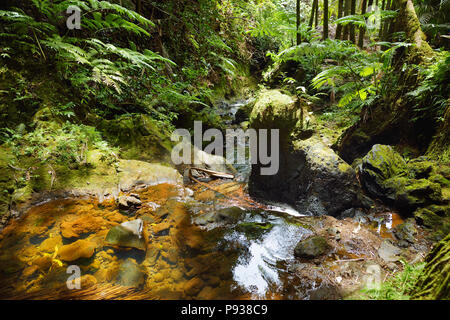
[0,98,398,300]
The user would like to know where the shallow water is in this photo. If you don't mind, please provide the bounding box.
[0,180,319,300]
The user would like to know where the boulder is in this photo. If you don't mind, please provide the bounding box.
[250,136,362,216]
[248,89,362,216]
[358,144,408,198]
[393,219,417,244]
[294,236,330,259]
[58,239,96,262]
[358,145,448,213]
[105,219,146,251]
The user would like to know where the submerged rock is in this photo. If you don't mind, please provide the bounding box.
[58,239,96,262]
[60,215,111,239]
[105,219,146,251]
[117,258,145,287]
[294,236,330,259]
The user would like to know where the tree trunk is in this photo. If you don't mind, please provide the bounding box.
[349,0,356,43]
[394,0,434,64]
[308,0,317,29]
[358,0,367,48]
[297,0,302,44]
[411,234,450,300]
[315,0,319,27]
[342,0,351,40]
[323,0,329,39]
[335,0,344,39]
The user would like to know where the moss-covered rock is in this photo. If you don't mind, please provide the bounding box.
[249,89,362,216]
[359,145,448,211]
[414,205,450,241]
[358,145,449,238]
[249,89,301,139]
[411,233,450,300]
[358,144,408,198]
[294,235,330,259]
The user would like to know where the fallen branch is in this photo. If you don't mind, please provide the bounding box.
[189,167,234,180]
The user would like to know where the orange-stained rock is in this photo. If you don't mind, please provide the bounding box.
[58,239,96,262]
[32,255,53,271]
[39,235,62,253]
[80,274,98,288]
[60,215,112,239]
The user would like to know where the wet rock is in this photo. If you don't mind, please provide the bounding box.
[117,194,141,211]
[378,240,402,262]
[32,255,53,271]
[251,136,362,216]
[339,208,368,224]
[393,219,417,244]
[117,258,145,287]
[236,222,273,240]
[216,206,246,223]
[309,284,342,300]
[294,236,331,259]
[105,219,146,251]
[118,160,183,192]
[78,274,98,288]
[39,235,62,253]
[58,239,96,262]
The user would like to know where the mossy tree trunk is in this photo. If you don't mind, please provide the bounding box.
[296,0,302,44]
[309,0,318,30]
[323,0,329,40]
[349,0,356,43]
[335,0,344,39]
[411,234,450,300]
[342,0,351,40]
[358,0,367,48]
[336,0,436,163]
[394,0,434,65]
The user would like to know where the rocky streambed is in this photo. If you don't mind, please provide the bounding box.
[0,91,446,300]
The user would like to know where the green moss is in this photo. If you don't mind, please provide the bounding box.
[99,114,173,163]
[412,233,450,300]
[414,206,450,240]
[236,222,274,240]
[249,89,298,134]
